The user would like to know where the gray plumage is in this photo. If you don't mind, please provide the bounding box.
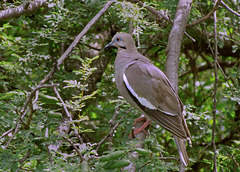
[105,32,191,166]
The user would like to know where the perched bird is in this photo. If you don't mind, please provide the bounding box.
[105,32,191,166]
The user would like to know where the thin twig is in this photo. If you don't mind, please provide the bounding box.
[179,61,237,78]
[4,121,20,148]
[80,43,101,51]
[108,105,119,150]
[216,61,234,89]
[16,149,31,172]
[51,81,84,144]
[96,121,120,152]
[0,128,13,139]
[199,140,213,154]
[212,8,218,172]
[45,127,53,163]
[21,84,59,115]
[5,84,59,149]
[187,0,222,28]
[221,1,240,17]
[159,157,179,160]
[63,136,85,161]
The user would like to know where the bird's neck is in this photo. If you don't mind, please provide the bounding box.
[117,47,139,56]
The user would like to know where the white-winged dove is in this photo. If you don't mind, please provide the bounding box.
[105,33,191,166]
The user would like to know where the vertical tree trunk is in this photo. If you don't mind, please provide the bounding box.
[165,0,193,92]
[165,0,193,171]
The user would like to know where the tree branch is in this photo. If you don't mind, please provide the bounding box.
[212,8,218,172]
[127,0,195,42]
[16,149,31,172]
[4,1,115,149]
[187,0,222,28]
[56,1,114,66]
[124,118,148,171]
[180,61,238,78]
[51,82,84,144]
[221,1,240,17]
[4,84,58,149]
[0,0,48,21]
[0,128,13,139]
[126,0,171,23]
[63,136,85,161]
[96,121,120,152]
[164,0,193,171]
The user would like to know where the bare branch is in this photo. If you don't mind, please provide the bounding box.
[21,84,59,115]
[51,82,84,144]
[108,105,119,150]
[0,128,13,139]
[187,0,221,28]
[221,1,240,17]
[96,121,120,152]
[0,0,48,21]
[4,123,20,149]
[16,149,31,172]
[79,43,101,51]
[159,157,179,161]
[63,136,85,161]
[212,8,218,172]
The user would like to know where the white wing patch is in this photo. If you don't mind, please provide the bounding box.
[123,73,157,110]
[158,108,177,116]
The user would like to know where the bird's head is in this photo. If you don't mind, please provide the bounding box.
[105,33,137,51]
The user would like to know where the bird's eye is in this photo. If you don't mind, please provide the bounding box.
[116,37,121,42]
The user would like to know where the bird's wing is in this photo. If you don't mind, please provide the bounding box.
[123,60,189,139]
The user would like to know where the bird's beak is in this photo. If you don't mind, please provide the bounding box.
[104,41,115,50]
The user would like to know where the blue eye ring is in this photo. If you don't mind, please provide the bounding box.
[115,37,121,42]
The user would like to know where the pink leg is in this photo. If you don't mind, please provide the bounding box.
[129,117,151,139]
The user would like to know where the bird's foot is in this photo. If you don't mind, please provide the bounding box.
[129,117,151,139]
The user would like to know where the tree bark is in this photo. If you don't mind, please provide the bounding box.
[165,0,193,171]
[0,0,48,21]
[165,0,193,92]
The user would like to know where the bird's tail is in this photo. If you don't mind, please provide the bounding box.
[173,135,189,166]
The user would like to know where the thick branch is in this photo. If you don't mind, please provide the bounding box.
[165,0,193,91]
[0,0,48,21]
[165,1,192,171]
